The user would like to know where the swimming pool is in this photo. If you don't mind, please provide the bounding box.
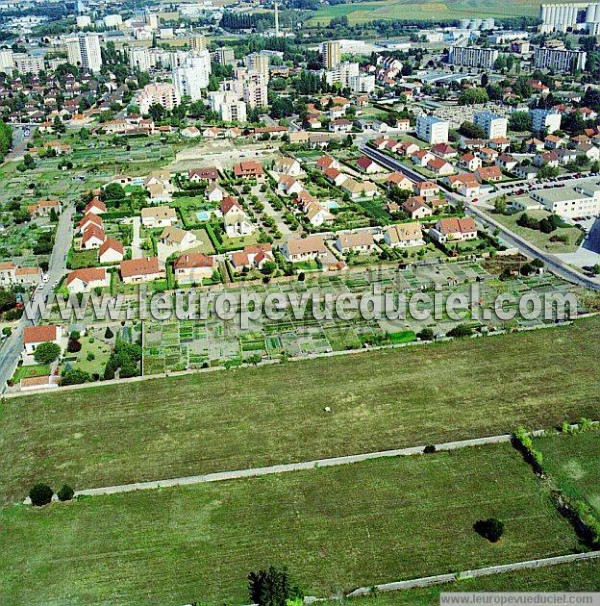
[196,211,211,221]
[324,201,340,210]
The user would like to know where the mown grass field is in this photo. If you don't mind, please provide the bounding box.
[1,316,599,504]
[306,0,545,24]
[0,444,577,605]
[533,430,600,519]
[319,558,600,606]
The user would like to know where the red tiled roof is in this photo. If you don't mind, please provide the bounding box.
[23,325,58,344]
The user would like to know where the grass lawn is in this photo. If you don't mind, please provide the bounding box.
[485,209,583,253]
[0,444,576,605]
[319,559,600,606]
[0,316,599,504]
[533,430,600,520]
[11,364,50,383]
[69,248,98,269]
[73,335,113,376]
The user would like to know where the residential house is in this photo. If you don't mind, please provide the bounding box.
[281,235,328,263]
[340,178,378,199]
[324,168,348,187]
[188,167,219,183]
[141,206,177,228]
[356,156,384,174]
[431,143,457,160]
[335,231,376,255]
[411,149,435,167]
[273,156,302,177]
[230,244,275,270]
[277,175,304,197]
[78,213,103,234]
[81,225,106,250]
[28,199,61,218]
[443,174,481,198]
[402,197,433,220]
[157,226,197,262]
[497,154,518,172]
[316,155,341,173]
[120,257,163,284]
[533,151,559,168]
[15,266,42,285]
[329,118,352,133]
[427,157,454,177]
[475,165,503,183]
[99,238,124,264]
[458,153,482,172]
[66,267,109,293]
[478,147,499,164]
[221,197,255,237]
[0,262,16,284]
[23,325,62,356]
[386,172,413,191]
[206,182,226,203]
[384,222,424,248]
[305,202,333,227]
[173,253,215,284]
[414,181,439,200]
[429,217,478,244]
[85,197,107,215]
[233,161,265,181]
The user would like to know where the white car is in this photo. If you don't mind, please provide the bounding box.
[42,275,49,283]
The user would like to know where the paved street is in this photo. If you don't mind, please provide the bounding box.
[0,204,74,393]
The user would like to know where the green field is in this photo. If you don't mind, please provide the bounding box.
[306,0,545,24]
[0,444,577,605]
[319,558,600,606]
[1,316,599,504]
[533,430,600,520]
[484,209,583,254]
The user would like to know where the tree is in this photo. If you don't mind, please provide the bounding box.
[104,327,114,339]
[57,484,75,501]
[248,566,303,606]
[0,288,16,312]
[417,327,434,341]
[60,369,91,386]
[447,324,473,338]
[459,121,485,140]
[474,518,504,542]
[29,483,53,506]
[509,111,532,133]
[493,196,507,214]
[67,339,82,353]
[103,183,126,200]
[33,341,61,364]
[458,87,489,106]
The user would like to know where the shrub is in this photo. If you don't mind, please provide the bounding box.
[29,483,53,506]
[67,339,82,353]
[423,444,436,454]
[417,328,434,341]
[104,327,114,339]
[33,341,61,364]
[57,484,75,502]
[447,324,472,338]
[474,518,504,543]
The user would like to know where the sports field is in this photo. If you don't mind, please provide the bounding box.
[306,0,545,24]
[533,430,600,520]
[1,316,599,504]
[0,444,576,605]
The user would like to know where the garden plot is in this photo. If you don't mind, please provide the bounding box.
[141,262,582,373]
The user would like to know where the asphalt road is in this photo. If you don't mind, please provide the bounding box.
[0,204,75,392]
